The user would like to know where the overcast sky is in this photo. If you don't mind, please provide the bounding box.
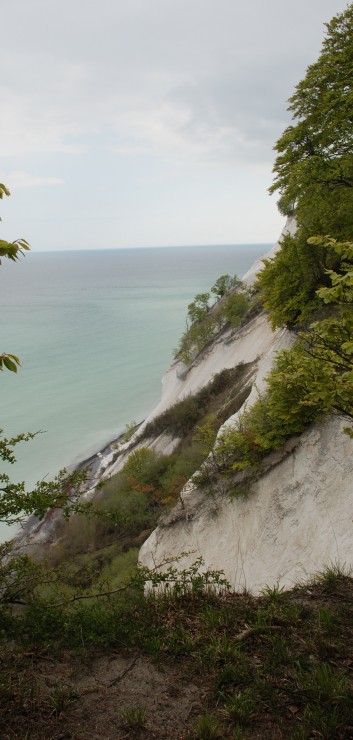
[0,0,349,251]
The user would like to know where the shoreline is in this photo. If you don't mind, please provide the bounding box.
[73,420,143,482]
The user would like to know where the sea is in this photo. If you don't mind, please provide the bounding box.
[0,243,268,541]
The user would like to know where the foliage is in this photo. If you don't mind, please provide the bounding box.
[122,419,138,442]
[1,564,353,739]
[199,349,327,479]
[0,184,29,263]
[0,454,90,526]
[200,246,353,479]
[176,277,250,363]
[120,705,146,729]
[0,543,45,610]
[176,315,219,363]
[186,292,211,325]
[255,230,339,328]
[270,5,353,214]
[218,290,249,327]
[143,365,251,439]
[0,185,30,373]
[259,6,353,328]
[211,274,239,298]
[0,353,21,374]
[0,183,29,267]
[194,711,221,738]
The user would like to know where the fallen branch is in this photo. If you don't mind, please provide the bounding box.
[107,656,139,687]
[234,625,282,642]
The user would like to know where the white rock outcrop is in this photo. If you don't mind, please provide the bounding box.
[139,216,353,592]
[140,417,353,593]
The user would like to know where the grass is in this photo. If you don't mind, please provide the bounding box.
[193,711,221,738]
[119,704,146,729]
[1,569,352,738]
[142,364,254,440]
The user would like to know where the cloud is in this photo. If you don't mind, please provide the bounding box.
[5,171,64,189]
[0,0,349,167]
[0,0,350,248]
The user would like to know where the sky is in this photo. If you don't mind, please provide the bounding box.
[0,0,350,251]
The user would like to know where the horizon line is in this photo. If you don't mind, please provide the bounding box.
[31,241,273,254]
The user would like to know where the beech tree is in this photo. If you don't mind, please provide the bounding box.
[270,4,353,222]
[257,5,353,327]
[211,274,239,298]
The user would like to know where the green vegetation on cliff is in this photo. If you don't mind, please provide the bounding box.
[1,6,353,738]
[175,274,251,363]
[208,6,353,480]
[257,4,353,328]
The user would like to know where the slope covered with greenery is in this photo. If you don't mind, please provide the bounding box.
[175,274,251,363]
[1,6,353,738]
[202,6,353,482]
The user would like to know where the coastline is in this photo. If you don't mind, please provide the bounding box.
[72,426,140,485]
[3,243,272,548]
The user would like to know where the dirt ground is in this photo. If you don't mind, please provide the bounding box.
[2,649,208,740]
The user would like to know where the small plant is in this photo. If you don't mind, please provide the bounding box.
[216,655,253,695]
[122,420,138,442]
[47,685,78,718]
[205,634,240,666]
[224,688,257,725]
[194,711,221,739]
[120,704,146,729]
[317,561,351,593]
[302,704,346,738]
[316,607,336,634]
[297,662,348,703]
[261,583,285,605]
[231,726,244,739]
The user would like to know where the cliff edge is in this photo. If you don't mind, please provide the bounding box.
[139,217,353,593]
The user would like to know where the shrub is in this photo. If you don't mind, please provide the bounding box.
[219,291,249,328]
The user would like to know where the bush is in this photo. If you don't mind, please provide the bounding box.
[219,291,249,328]
[255,230,338,328]
[175,276,251,362]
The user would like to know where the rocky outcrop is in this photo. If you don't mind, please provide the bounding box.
[139,216,353,592]
[140,417,353,593]
[17,216,353,586]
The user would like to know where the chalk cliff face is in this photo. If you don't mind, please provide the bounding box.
[93,221,297,483]
[19,216,353,588]
[139,217,353,593]
[140,417,353,593]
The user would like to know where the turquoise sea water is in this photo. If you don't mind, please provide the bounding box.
[0,244,268,540]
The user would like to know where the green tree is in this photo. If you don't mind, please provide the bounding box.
[211,274,239,298]
[213,242,353,477]
[255,230,337,328]
[219,290,249,328]
[257,5,353,328]
[187,292,210,325]
[270,5,353,217]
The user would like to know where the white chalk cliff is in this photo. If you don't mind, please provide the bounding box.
[138,217,353,593]
[19,216,353,587]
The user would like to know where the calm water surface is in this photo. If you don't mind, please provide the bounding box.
[0,244,268,540]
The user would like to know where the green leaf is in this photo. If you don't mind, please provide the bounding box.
[7,354,20,365]
[2,357,18,373]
